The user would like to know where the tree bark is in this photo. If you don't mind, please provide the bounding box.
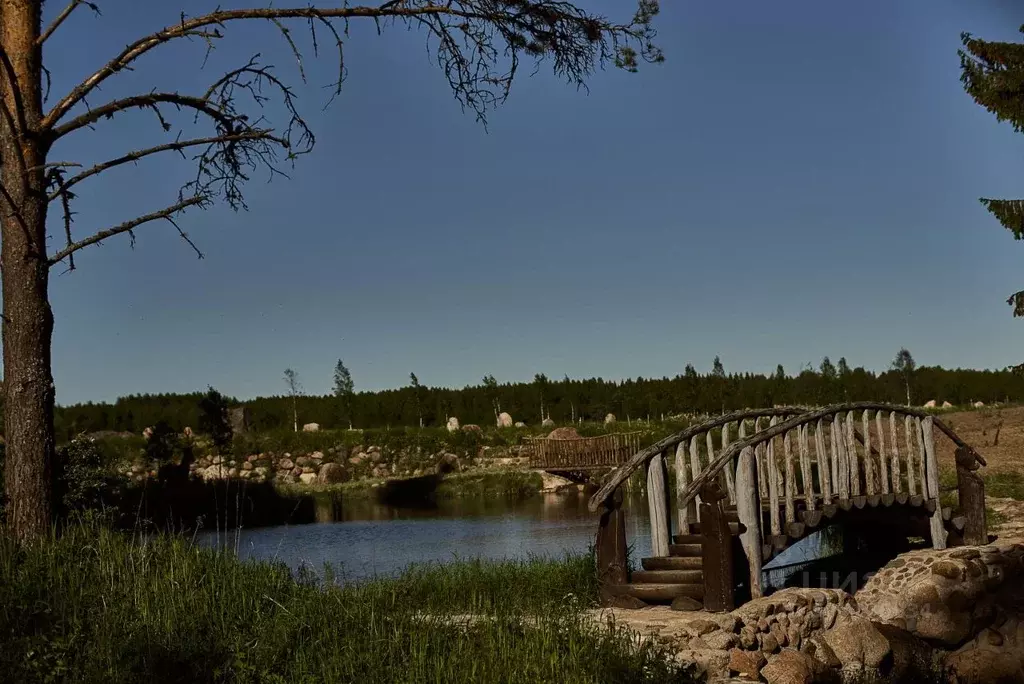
[1,0,54,541]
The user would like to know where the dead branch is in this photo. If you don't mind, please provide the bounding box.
[51,92,237,140]
[42,1,660,266]
[47,195,208,267]
[39,0,101,46]
[42,2,661,131]
[47,132,277,200]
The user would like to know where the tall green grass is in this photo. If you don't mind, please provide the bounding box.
[0,525,698,684]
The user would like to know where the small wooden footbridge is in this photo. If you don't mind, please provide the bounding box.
[577,402,989,612]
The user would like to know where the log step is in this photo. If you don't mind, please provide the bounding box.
[631,569,703,584]
[608,583,704,602]
[671,525,739,543]
[669,543,703,557]
[641,556,702,571]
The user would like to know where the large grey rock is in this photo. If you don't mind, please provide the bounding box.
[302,422,320,432]
[299,473,317,485]
[446,416,460,432]
[497,412,513,428]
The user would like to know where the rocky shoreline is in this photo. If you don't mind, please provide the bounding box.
[591,529,1024,683]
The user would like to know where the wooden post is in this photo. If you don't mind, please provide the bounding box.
[700,481,735,612]
[767,432,782,539]
[735,446,763,599]
[922,417,947,550]
[596,487,628,605]
[675,440,691,534]
[647,452,670,557]
[955,446,987,546]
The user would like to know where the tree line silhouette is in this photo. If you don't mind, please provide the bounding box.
[50,356,1024,440]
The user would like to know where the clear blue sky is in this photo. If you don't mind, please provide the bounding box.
[39,0,1024,404]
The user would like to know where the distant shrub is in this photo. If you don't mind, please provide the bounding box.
[197,387,232,453]
[144,421,179,464]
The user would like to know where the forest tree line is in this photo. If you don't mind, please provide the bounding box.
[49,356,1024,440]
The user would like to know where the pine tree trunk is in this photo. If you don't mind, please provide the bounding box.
[1,0,54,541]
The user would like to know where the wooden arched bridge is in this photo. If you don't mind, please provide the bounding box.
[582,403,988,612]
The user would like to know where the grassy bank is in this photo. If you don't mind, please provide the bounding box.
[0,525,696,684]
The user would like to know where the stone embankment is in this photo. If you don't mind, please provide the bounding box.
[592,536,1024,683]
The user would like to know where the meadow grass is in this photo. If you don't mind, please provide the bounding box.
[0,525,697,684]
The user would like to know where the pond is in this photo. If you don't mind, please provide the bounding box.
[198,491,655,581]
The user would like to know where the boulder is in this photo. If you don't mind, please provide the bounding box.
[461,424,482,434]
[299,473,317,485]
[822,617,891,671]
[242,461,254,471]
[183,426,193,438]
[497,412,513,428]
[541,417,555,427]
[760,649,815,684]
[728,648,766,679]
[924,400,937,408]
[296,456,314,467]
[974,401,985,408]
[310,451,324,460]
[278,458,295,471]
[604,413,616,425]
[942,401,954,409]
[317,462,348,484]
[349,453,365,465]
[438,453,460,474]
[946,648,1024,684]
[547,427,580,440]
[302,422,320,432]
[514,421,527,428]
[446,416,460,433]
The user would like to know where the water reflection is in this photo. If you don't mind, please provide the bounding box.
[201,491,654,582]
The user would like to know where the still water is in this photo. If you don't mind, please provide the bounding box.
[199,491,655,582]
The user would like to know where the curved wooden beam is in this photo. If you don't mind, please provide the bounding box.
[586,406,808,513]
[673,402,984,512]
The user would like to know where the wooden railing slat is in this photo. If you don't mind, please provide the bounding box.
[675,440,691,534]
[722,421,736,504]
[904,415,917,496]
[784,429,797,525]
[862,410,876,496]
[876,410,889,495]
[690,435,703,523]
[846,412,860,497]
[816,418,832,505]
[889,412,902,494]
[799,423,815,510]
[922,417,946,550]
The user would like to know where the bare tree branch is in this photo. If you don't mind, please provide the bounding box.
[38,0,101,46]
[42,2,661,131]
[41,1,661,265]
[51,92,236,140]
[47,132,278,200]
[47,195,208,267]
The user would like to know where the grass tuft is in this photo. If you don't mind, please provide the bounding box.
[0,524,697,684]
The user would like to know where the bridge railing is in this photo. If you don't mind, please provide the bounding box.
[526,432,642,470]
[589,402,987,605]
